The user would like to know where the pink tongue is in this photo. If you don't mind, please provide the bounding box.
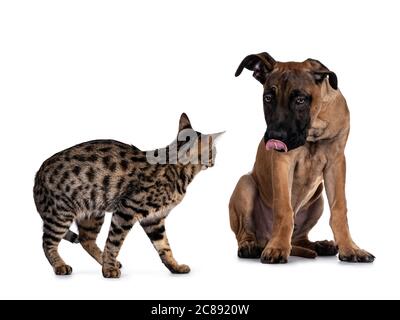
[266,139,288,152]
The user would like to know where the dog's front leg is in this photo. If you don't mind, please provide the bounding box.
[261,153,294,264]
[324,154,375,263]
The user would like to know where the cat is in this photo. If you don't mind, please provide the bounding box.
[33,113,223,278]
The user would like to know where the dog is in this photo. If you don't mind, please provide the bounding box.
[229,52,374,263]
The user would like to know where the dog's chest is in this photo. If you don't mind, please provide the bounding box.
[291,150,326,212]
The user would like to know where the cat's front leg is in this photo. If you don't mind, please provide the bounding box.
[102,208,136,278]
[140,217,190,274]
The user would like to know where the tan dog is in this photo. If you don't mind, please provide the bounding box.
[229,52,374,263]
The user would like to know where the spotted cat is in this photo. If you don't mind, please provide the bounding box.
[34,113,222,278]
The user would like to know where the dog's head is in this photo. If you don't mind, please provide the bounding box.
[235,52,338,152]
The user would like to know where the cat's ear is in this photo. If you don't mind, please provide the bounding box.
[178,113,192,131]
[209,131,225,144]
[201,131,225,149]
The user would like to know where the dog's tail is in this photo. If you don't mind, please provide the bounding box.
[291,245,317,259]
[63,230,80,244]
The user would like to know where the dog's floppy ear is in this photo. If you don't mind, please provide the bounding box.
[307,58,338,90]
[235,52,276,84]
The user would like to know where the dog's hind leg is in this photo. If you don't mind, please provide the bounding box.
[292,190,338,257]
[229,174,261,258]
[291,245,317,258]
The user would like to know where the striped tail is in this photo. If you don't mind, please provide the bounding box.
[63,230,80,244]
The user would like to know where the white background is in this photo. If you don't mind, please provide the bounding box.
[1,0,399,300]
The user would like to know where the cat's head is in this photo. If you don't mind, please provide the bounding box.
[176,113,224,169]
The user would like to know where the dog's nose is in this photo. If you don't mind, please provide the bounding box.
[268,130,287,141]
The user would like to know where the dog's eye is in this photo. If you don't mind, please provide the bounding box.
[264,94,273,103]
[296,97,305,105]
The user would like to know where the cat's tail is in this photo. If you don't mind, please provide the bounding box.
[63,230,80,244]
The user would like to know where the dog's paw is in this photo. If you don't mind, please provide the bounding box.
[315,240,338,256]
[261,246,290,264]
[339,247,375,263]
[238,241,262,259]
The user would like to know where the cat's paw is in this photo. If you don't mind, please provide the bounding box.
[54,264,73,275]
[102,266,121,278]
[100,260,122,268]
[170,264,191,274]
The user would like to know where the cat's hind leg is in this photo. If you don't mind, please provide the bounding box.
[76,212,121,268]
[42,211,75,275]
[140,217,190,274]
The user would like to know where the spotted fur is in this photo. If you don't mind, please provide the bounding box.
[33,113,221,278]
